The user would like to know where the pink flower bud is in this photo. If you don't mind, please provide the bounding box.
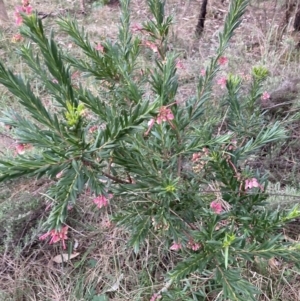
[56,171,63,179]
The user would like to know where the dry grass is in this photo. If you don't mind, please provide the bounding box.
[1,0,300,300]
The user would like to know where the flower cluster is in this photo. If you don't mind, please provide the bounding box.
[170,240,201,252]
[143,40,158,53]
[245,178,264,191]
[156,106,174,124]
[187,240,201,251]
[210,201,223,214]
[170,241,181,251]
[39,226,69,249]
[145,105,175,136]
[15,0,33,26]
[93,193,113,209]
[11,33,23,43]
[191,147,210,173]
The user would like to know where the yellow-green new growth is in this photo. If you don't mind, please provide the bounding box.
[252,66,269,81]
[64,101,85,126]
[227,73,242,87]
[281,204,300,222]
[223,233,236,269]
[165,184,176,193]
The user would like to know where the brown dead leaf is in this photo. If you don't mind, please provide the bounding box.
[268,257,281,270]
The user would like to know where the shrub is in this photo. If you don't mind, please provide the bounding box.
[0,0,300,299]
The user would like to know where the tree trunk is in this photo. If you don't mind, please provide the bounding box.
[294,9,300,31]
[195,0,208,37]
[0,0,8,21]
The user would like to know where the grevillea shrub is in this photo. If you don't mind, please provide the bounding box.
[0,0,300,299]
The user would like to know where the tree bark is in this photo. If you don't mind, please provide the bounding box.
[195,0,208,36]
[294,9,300,31]
[0,0,8,21]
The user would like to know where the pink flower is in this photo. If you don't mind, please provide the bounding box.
[89,125,98,133]
[15,143,31,155]
[95,43,104,52]
[217,77,227,89]
[144,118,155,136]
[143,41,158,53]
[15,5,33,26]
[200,69,206,76]
[56,170,64,179]
[39,226,69,249]
[25,6,32,14]
[245,178,264,191]
[218,56,228,65]
[261,91,270,100]
[145,106,176,135]
[192,152,201,162]
[210,201,223,214]
[15,13,23,26]
[52,78,58,84]
[16,143,25,154]
[93,194,113,209]
[176,60,185,70]
[131,23,143,32]
[11,33,23,43]
[187,241,201,251]
[156,106,174,124]
[148,118,155,127]
[170,242,182,251]
[150,293,162,301]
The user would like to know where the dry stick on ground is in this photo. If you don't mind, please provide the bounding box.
[0,0,8,22]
